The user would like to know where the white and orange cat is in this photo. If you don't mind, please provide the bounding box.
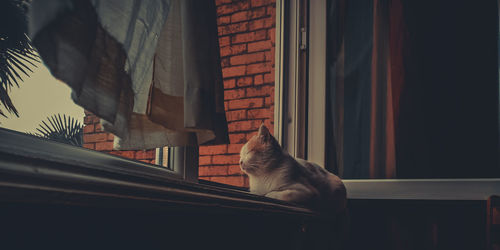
[239,124,347,214]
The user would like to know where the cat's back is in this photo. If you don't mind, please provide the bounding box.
[294,158,347,212]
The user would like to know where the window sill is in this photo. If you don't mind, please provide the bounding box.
[0,128,317,218]
[344,179,500,201]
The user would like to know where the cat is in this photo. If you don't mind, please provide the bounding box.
[239,124,347,214]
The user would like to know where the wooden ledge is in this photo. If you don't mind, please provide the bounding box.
[0,128,318,218]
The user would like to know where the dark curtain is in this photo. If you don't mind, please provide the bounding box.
[326,0,500,178]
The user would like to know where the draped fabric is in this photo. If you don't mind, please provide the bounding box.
[326,0,499,178]
[29,0,228,150]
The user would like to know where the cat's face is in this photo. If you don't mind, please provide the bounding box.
[240,124,281,176]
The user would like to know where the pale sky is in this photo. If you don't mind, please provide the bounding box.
[0,58,84,134]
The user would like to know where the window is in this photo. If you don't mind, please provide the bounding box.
[155,147,171,169]
[275,0,500,180]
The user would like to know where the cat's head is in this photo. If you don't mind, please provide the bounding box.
[239,124,282,176]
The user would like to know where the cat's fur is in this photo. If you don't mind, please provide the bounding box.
[240,124,347,214]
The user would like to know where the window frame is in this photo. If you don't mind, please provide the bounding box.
[275,0,326,164]
[155,146,199,183]
[274,0,500,199]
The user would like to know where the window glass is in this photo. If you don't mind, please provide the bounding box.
[325,0,499,178]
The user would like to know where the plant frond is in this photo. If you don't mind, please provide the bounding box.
[0,0,39,117]
[30,114,84,147]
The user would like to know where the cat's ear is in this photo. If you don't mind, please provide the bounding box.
[258,123,271,142]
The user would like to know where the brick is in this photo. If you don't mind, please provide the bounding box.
[215,0,232,5]
[223,79,236,89]
[248,40,272,52]
[221,57,230,67]
[228,144,244,154]
[255,30,268,40]
[249,19,267,31]
[267,5,276,16]
[83,143,95,150]
[236,76,253,87]
[251,0,273,8]
[228,97,264,110]
[268,28,276,44]
[92,116,101,123]
[230,52,265,65]
[224,89,246,100]
[246,131,258,140]
[210,176,246,186]
[264,73,274,83]
[265,95,274,106]
[247,62,271,75]
[83,124,94,134]
[217,1,250,15]
[218,22,248,36]
[226,110,247,121]
[136,150,155,160]
[224,101,229,110]
[83,133,108,143]
[256,29,268,40]
[246,85,271,97]
[212,154,240,165]
[228,165,244,175]
[228,120,262,132]
[107,133,115,140]
[109,150,136,159]
[199,155,212,166]
[250,7,267,19]
[232,32,256,44]
[265,50,273,62]
[219,36,230,47]
[254,74,264,85]
[229,133,247,144]
[95,141,114,151]
[248,108,271,119]
[218,16,231,25]
[222,65,246,78]
[266,18,274,28]
[231,11,249,23]
[84,116,93,125]
[232,31,267,44]
[199,145,228,155]
[95,123,102,132]
[199,166,228,176]
[220,44,247,57]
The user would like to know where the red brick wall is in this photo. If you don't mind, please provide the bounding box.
[199,0,276,187]
[82,111,156,164]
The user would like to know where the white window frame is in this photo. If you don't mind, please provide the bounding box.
[275,0,326,166]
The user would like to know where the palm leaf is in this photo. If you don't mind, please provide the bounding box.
[0,0,39,118]
[30,114,84,147]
